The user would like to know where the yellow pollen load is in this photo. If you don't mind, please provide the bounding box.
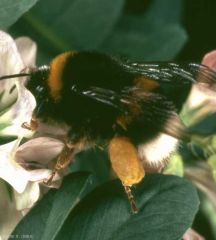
[109,136,145,186]
[48,52,75,101]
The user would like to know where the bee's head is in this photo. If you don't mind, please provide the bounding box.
[0,65,50,102]
[26,66,50,101]
[0,51,75,104]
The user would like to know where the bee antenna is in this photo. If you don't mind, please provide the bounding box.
[0,73,31,81]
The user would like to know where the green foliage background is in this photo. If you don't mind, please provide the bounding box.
[0,0,216,239]
[8,0,187,64]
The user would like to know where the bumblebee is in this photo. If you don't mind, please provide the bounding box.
[1,51,216,213]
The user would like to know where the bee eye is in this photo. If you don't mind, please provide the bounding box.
[71,85,77,92]
[36,85,44,92]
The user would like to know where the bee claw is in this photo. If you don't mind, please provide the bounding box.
[21,122,32,130]
[43,143,75,185]
[43,170,57,185]
[21,118,38,131]
[123,185,139,214]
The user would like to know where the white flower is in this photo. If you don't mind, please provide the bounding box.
[182,228,205,240]
[0,31,37,191]
[0,180,23,239]
[185,50,216,124]
[0,31,65,238]
[0,33,36,138]
[0,30,37,237]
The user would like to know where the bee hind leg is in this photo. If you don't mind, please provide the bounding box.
[43,142,75,185]
[123,185,139,214]
[108,136,145,214]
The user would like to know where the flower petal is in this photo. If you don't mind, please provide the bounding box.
[202,50,216,70]
[0,31,36,138]
[0,31,24,113]
[0,88,36,137]
[186,50,216,116]
[16,137,64,165]
[0,138,62,193]
[0,180,23,237]
[0,140,31,193]
[14,181,40,211]
[26,169,61,183]
[15,37,37,67]
[182,228,205,240]
[0,31,24,77]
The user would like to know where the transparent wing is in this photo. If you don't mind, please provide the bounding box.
[74,62,216,141]
[73,62,216,113]
[123,62,216,87]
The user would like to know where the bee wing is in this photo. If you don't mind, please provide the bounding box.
[74,62,216,109]
[80,87,126,111]
[79,84,177,118]
[124,62,216,86]
[123,62,216,111]
[73,62,216,141]
[76,62,216,114]
[80,85,189,140]
[79,86,152,114]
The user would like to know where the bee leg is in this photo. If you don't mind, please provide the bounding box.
[43,143,75,185]
[108,136,145,214]
[21,118,38,131]
[123,185,139,214]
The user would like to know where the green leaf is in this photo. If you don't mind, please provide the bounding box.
[71,148,110,185]
[180,104,205,127]
[189,112,216,135]
[9,0,185,64]
[0,0,38,29]
[163,153,184,177]
[41,172,93,240]
[98,0,186,60]
[123,0,182,27]
[100,24,187,61]
[201,195,216,239]
[12,172,93,239]
[12,187,56,239]
[56,174,199,240]
[208,155,216,182]
[145,0,183,24]
[51,0,124,50]
[10,0,124,55]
